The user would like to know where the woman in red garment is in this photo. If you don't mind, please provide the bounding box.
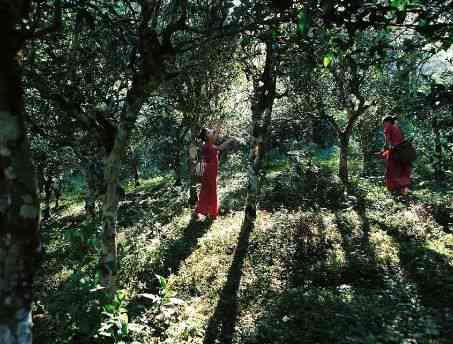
[382,116,411,195]
[194,128,234,221]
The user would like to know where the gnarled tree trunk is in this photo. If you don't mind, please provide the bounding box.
[0,2,40,342]
[243,39,277,225]
[100,99,144,290]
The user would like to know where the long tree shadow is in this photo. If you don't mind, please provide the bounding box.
[203,215,254,344]
[127,217,214,323]
[156,217,214,277]
[287,213,343,289]
[376,220,453,337]
[335,203,384,289]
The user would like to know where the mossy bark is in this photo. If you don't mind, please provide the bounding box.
[0,2,40,342]
[101,113,135,290]
[100,93,147,290]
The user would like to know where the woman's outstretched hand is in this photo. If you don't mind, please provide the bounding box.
[218,137,243,151]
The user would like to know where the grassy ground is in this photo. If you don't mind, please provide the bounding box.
[33,154,453,344]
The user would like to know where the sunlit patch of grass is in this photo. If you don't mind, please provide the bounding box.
[324,217,347,271]
[425,234,453,266]
[369,225,400,267]
[338,209,362,231]
[383,203,445,240]
[56,196,85,218]
[127,175,173,193]
[170,211,243,297]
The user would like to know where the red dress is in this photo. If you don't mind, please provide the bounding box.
[383,123,411,192]
[195,143,219,218]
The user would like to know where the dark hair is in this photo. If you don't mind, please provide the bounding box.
[382,115,396,124]
[198,128,208,142]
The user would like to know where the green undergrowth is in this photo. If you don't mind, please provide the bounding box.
[34,159,453,343]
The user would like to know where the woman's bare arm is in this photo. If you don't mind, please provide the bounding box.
[215,138,238,151]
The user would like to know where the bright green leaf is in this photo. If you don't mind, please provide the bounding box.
[390,0,411,11]
[323,53,334,67]
[297,10,306,33]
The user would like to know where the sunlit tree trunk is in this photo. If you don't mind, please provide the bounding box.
[0,2,40,342]
[100,96,144,290]
[242,39,277,240]
[98,0,189,289]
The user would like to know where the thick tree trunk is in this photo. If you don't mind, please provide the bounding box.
[339,133,350,185]
[99,1,172,290]
[243,39,276,267]
[100,97,145,290]
[0,3,40,342]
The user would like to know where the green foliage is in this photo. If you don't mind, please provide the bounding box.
[99,290,130,342]
[140,275,184,308]
[297,10,306,33]
[323,52,334,67]
[390,0,412,11]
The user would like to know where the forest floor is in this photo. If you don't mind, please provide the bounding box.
[33,156,453,344]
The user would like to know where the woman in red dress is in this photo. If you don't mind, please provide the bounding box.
[382,116,411,195]
[194,128,234,221]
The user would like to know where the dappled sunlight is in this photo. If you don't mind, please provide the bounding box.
[58,200,85,218]
[34,169,453,343]
[426,235,453,267]
[368,225,400,267]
